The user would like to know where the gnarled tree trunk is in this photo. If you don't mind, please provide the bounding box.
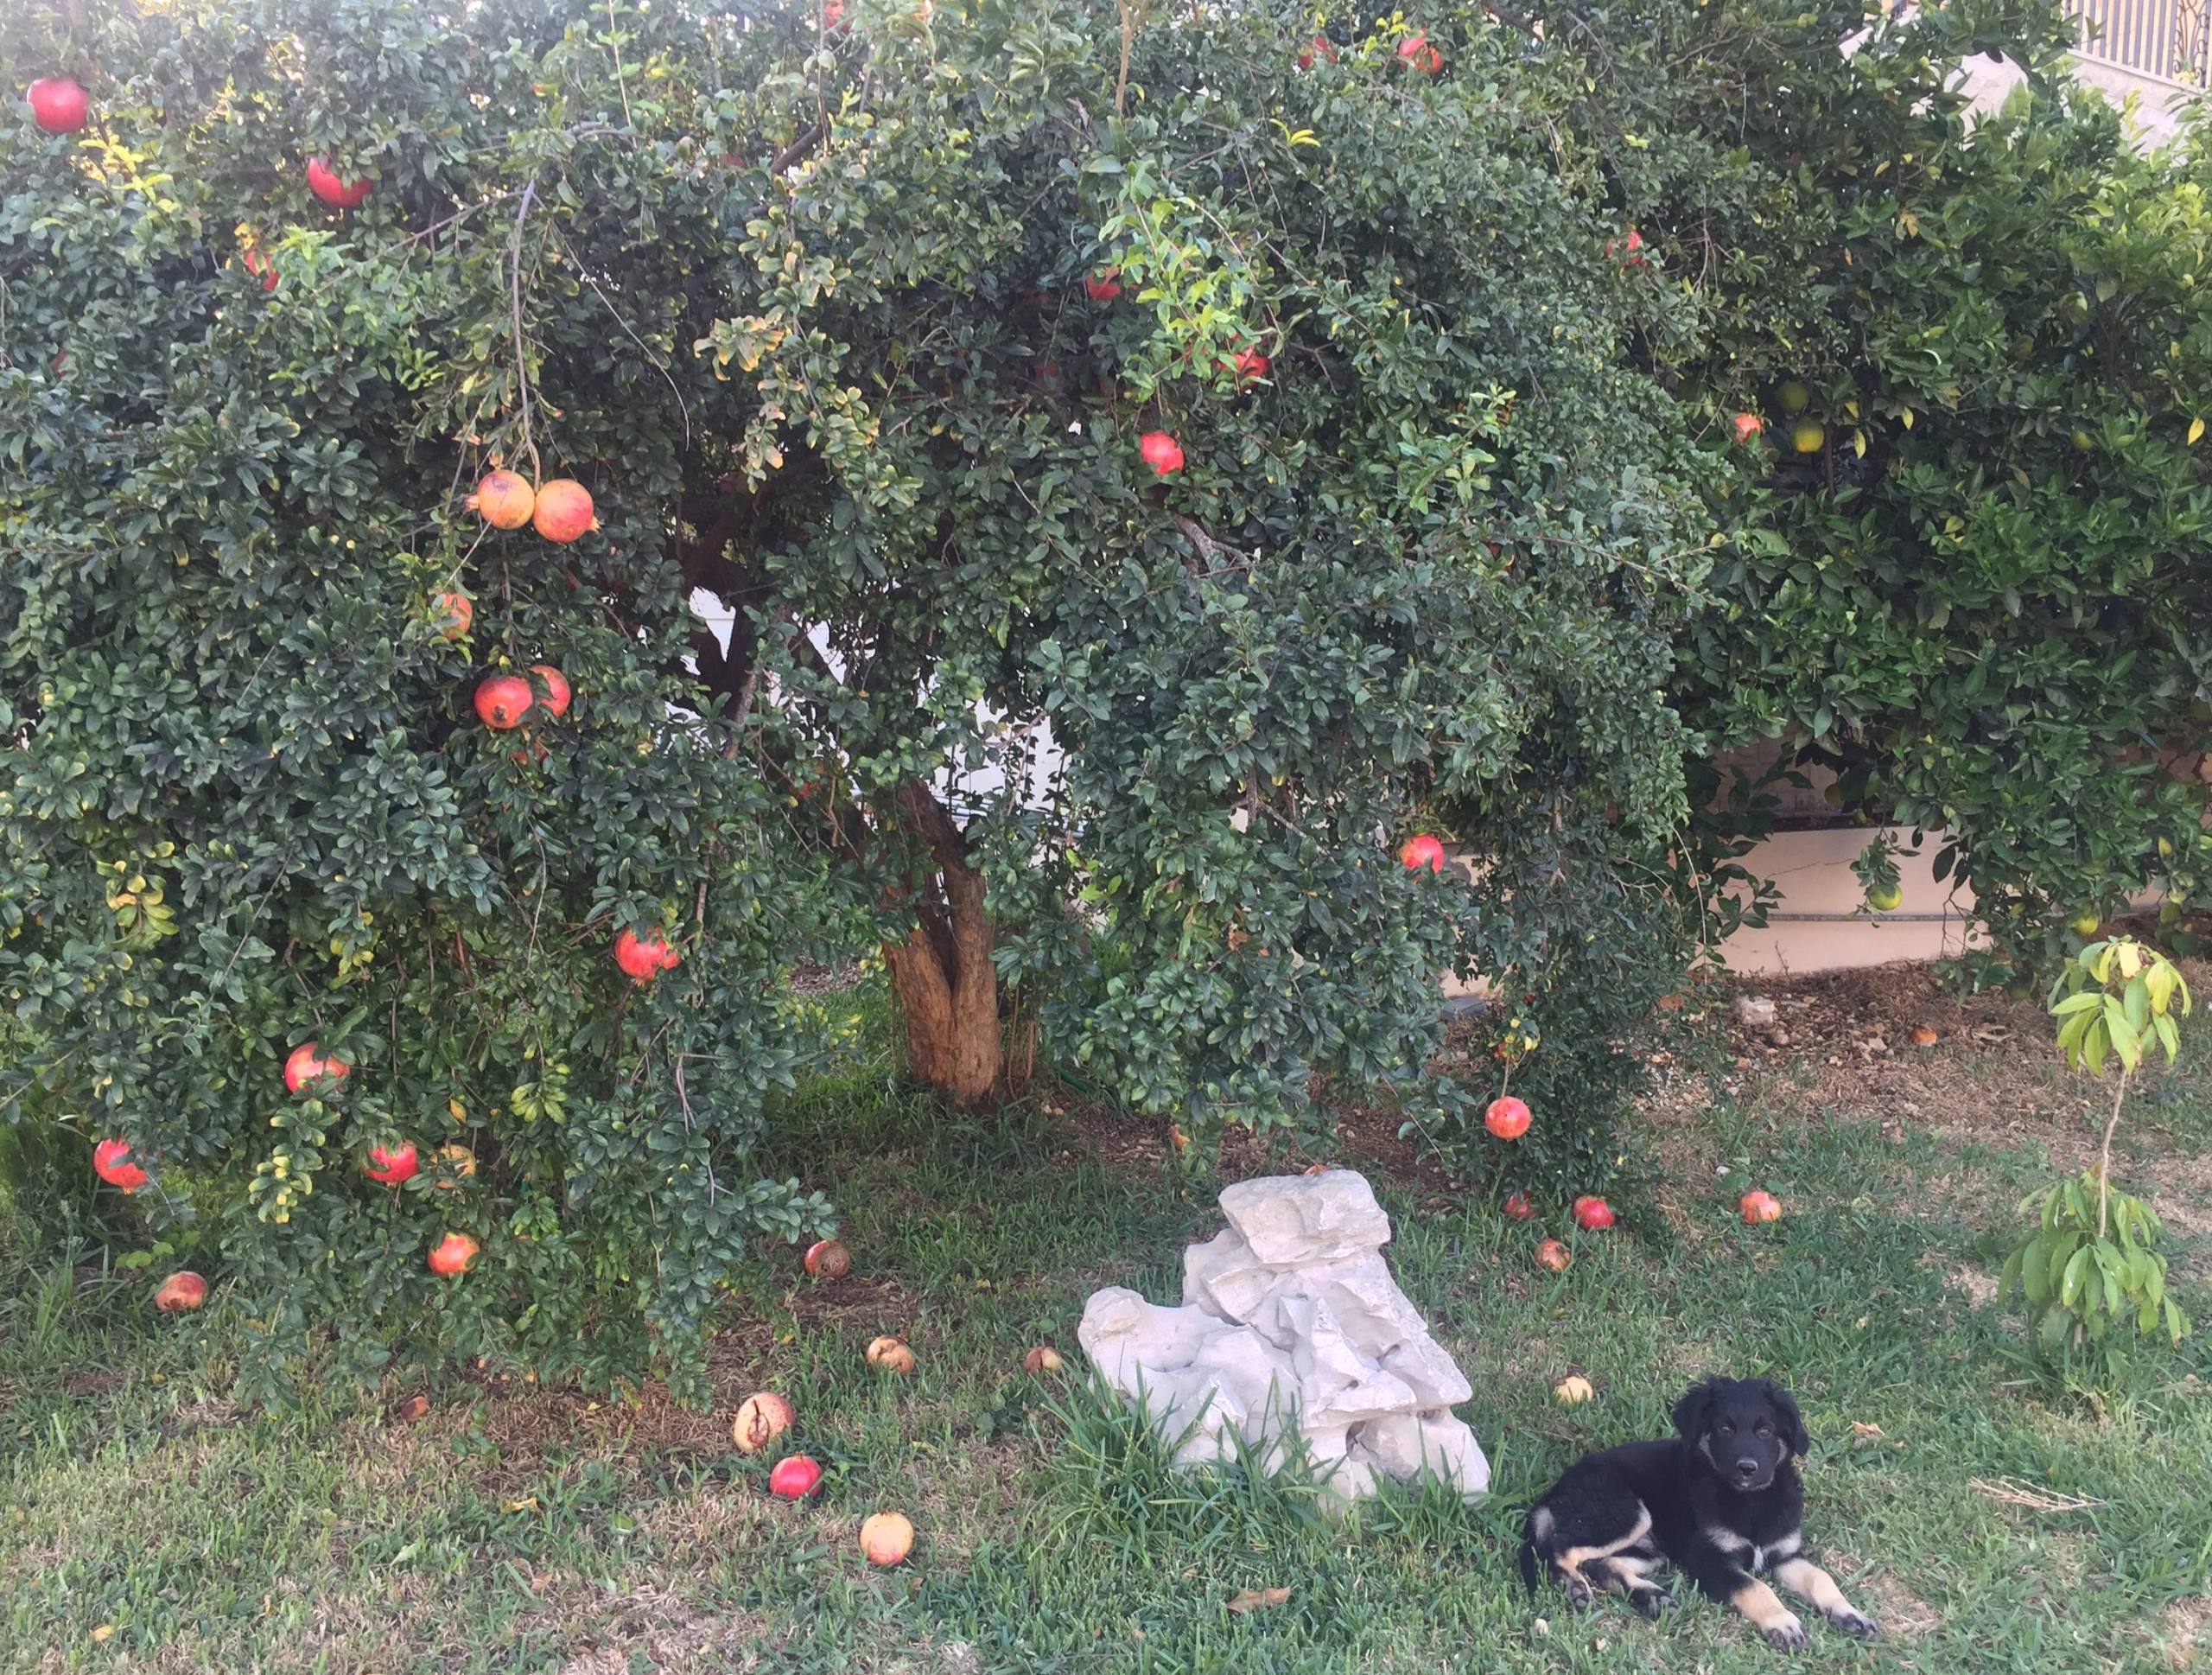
[882,779,1001,1105]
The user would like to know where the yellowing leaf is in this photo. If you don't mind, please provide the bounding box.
[2190,417,2205,445]
[1853,430,1867,458]
[1901,408,1915,430]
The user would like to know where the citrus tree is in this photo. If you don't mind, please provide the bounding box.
[4,0,1720,1391]
[1554,0,2212,961]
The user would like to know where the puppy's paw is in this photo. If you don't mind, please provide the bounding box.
[1632,1588,1678,1621]
[1761,1611,1808,1652]
[1562,1577,1596,1612]
[1829,1608,1881,1641]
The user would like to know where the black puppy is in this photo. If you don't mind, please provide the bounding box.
[1518,1376,1879,1650]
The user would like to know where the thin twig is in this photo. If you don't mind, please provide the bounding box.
[507,180,543,480]
[1116,0,1139,115]
[606,0,634,127]
[555,229,690,445]
[2094,1066,2127,1239]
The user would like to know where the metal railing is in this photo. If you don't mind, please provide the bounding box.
[2066,0,2211,86]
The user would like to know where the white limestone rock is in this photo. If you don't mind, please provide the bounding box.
[1079,1172,1489,1510]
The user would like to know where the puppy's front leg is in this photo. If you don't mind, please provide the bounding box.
[1678,1544,1806,1651]
[1773,1556,1880,1640]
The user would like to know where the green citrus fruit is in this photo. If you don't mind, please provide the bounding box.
[1791,422,1825,455]
[1779,381,1811,413]
[2069,911,2101,936]
[1867,883,1904,912]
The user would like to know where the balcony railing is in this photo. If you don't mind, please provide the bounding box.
[2066,0,2211,86]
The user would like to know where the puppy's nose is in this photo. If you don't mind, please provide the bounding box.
[1733,1457,1761,1478]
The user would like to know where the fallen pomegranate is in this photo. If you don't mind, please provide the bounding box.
[1554,1373,1594,1404]
[1024,1346,1065,1375]
[433,591,473,640]
[1503,1189,1535,1221]
[474,673,534,730]
[1398,833,1446,873]
[28,77,90,135]
[614,927,681,983]
[866,1334,918,1374]
[804,1239,851,1278]
[1732,411,1764,444]
[468,469,537,531]
[769,1455,824,1500]
[1484,1096,1531,1142]
[530,664,571,718]
[859,1511,914,1566]
[427,1232,480,1277]
[1535,1238,1571,1272]
[283,1041,350,1094]
[365,1141,420,1186]
[731,1392,796,1454]
[93,1137,149,1193]
[1739,1189,1783,1226]
[305,157,373,209]
[1138,431,1185,476]
[1910,1023,1940,1048]
[531,478,598,543]
[1084,270,1122,303]
[1572,1195,1617,1232]
[155,1271,208,1314]
[397,1393,432,1423]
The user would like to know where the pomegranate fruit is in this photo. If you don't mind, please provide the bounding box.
[1535,1238,1571,1272]
[531,478,597,543]
[1484,1096,1531,1141]
[283,1041,350,1094]
[28,77,90,135]
[1398,834,1446,873]
[305,157,373,209]
[614,927,680,983]
[1739,1189,1783,1226]
[1572,1194,1617,1232]
[1138,431,1185,476]
[474,674,534,730]
[365,1142,420,1186]
[155,1271,208,1314]
[433,591,472,640]
[1397,33,1444,74]
[427,1232,480,1277]
[242,248,280,291]
[467,469,537,531]
[804,1239,851,1278]
[1024,1346,1065,1375]
[1229,348,1271,385]
[1732,411,1764,443]
[93,1138,149,1193]
[1297,35,1338,69]
[1503,1190,1535,1221]
[859,1511,914,1566]
[866,1335,918,1374]
[529,664,571,717]
[1910,1023,1939,1048]
[769,1455,823,1500]
[1554,1373,1595,1404]
[731,1392,796,1454]
[1084,270,1122,303]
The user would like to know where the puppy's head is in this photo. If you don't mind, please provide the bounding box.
[1672,1377,1807,1493]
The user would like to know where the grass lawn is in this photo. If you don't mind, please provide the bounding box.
[4,968,2210,1673]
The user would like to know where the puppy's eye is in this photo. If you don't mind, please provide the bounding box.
[1756,1423,1773,1437]
[1717,1422,1734,1436]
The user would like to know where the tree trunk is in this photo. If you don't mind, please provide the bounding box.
[881,780,1002,1105]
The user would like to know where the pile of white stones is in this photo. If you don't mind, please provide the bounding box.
[1077,1169,1489,1512]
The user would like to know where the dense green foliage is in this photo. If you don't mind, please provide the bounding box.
[5,0,2206,1392]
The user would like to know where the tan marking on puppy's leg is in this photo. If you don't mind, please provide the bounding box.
[1732,1578,1808,1650]
[1555,1507,1653,1602]
[1774,1557,1881,1640]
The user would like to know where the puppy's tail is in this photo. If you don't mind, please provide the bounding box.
[1516,1509,1544,1595]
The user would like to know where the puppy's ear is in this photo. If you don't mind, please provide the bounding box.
[1671,1378,1720,1441]
[1762,1381,1809,1456]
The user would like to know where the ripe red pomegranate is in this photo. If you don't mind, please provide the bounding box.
[1503,1190,1535,1221]
[1084,270,1122,303]
[365,1142,420,1186]
[433,591,473,640]
[1732,411,1764,444]
[242,248,280,291]
[804,1239,851,1278]
[474,673,534,730]
[529,665,571,718]
[468,469,537,531]
[531,478,598,543]
[28,77,90,135]
[1398,834,1446,872]
[614,927,680,983]
[1138,432,1185,475]
[1484,1096,1531,1141]
[1229,348,1271,385]
[155,1271,209,1314]
[769,1455,823,1500]
[305,158,373,209]
[1397,34,1444,74]
[1739,1189,1783,1226]
[1572,1194,1617,1231]
[93,1138,149,1193]
[1297,35,1338,69]
[427,1232,480,1277]
[283,1041,351,1094]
